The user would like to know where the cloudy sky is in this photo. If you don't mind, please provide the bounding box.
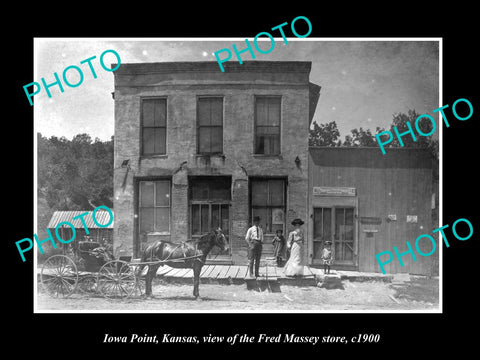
[34,38,439,141]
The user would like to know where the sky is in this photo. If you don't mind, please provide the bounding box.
[34,38,439,141]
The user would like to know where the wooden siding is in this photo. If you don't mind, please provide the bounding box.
[309,147,434,275]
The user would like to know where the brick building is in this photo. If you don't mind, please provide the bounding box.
[112,61,321,264]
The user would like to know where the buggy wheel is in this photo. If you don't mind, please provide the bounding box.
[77,275,97,294]
[41,255,78,298]
[97,260,136,298]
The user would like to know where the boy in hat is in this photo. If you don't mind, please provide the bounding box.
[245,216,263,278]
[321,241,334,274]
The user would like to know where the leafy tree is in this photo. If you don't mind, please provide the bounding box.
[381,110,435,150]
[342,127,385,147]
[309,110,438,160]
[309,121,342,146]
[37,133,114,211]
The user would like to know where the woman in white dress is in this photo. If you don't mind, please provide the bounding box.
[283,218,305,277]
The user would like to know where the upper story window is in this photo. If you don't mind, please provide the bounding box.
[141,98,166,155]
[254,96,281,155]
[197,97,223,154]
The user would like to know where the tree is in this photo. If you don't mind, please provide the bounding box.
[342,127,385,147]
[37,133,114,211]
[309,121,342,146]
[309,112,438,158]
[311,110,438,159]
[385,110,435,150]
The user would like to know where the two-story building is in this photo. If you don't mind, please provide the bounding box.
[112,61,320,265]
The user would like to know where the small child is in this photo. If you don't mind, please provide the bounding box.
[272,229,286,267]
[321,241,334,274]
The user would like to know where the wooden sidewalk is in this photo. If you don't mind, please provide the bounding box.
[154,263,318,285]
[152,263,394,285]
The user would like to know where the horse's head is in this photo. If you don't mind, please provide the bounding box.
[213,227,229,252]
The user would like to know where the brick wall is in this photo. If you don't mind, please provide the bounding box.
[113,62,317,263]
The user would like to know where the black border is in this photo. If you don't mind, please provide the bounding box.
[7,6,479,355]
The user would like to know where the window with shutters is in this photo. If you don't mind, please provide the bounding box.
[254,96,281,155]
[197,97,223,154]
[141,98,167,155]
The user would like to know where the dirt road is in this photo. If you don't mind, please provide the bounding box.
[36,278,439,311]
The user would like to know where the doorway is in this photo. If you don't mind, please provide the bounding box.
[312,206,356,265]
[189,176,231,257]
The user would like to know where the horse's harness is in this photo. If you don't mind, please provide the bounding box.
[145,232,223,266]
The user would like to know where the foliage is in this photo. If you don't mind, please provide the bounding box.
[309,110,439,160]
[382,110,437,157]
[308,121,342,147]
[342,127,384,147]
[37,133,114,211]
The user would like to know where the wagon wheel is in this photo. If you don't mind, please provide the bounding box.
[77,275,97,294]
[41,255,78,298]
[97,260,136,298]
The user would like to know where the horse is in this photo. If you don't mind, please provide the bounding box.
[136,228,228,299]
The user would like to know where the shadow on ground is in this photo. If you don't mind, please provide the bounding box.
[390,278,439,304]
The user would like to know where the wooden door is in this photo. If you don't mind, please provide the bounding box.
[312,206,356,265]
[312,207,332,263]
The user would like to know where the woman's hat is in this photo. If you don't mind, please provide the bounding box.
[253,216,261,222]
[291,218,304,226]
[325,240,332,245]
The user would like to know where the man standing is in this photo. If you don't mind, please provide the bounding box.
[245,215,263,278]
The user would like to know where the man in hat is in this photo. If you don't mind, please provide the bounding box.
[245,215,263,278]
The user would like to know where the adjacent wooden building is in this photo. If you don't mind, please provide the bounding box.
[308,147,435,274]
[47,210,114,245]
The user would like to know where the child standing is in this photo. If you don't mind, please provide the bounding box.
[321,241,334,274]
[272,229,286,267]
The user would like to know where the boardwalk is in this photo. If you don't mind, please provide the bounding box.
[152,262,392,284]
[154,263,318,286]
[156,263,312,279]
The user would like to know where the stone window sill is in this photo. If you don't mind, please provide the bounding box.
[195,153,226,158]
[140,154,168,160]
[252,154,283,160]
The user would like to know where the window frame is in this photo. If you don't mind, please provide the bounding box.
[196,96,224,155]
[312,205,356,264]
[188,176,232,257]
[138,179,171,235]
[140,97,167,156]
[334,206,355,262]
[249,177,287,234]
[253,95,282,156]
